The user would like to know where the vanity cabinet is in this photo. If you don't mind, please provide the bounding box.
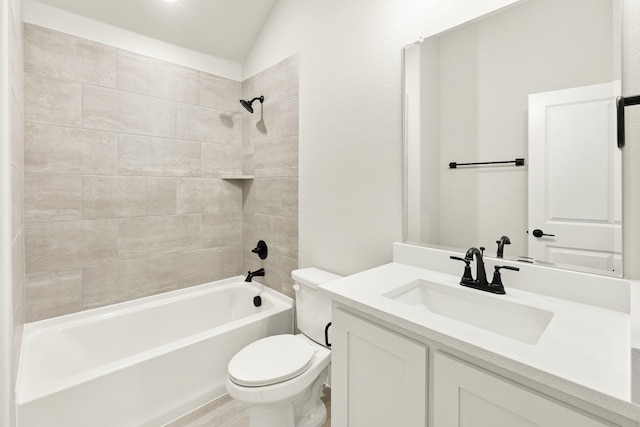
[331,307,626,427]
[331,308,428,427]
[434,353,612,427]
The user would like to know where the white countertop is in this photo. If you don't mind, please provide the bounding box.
[320,261,638,420]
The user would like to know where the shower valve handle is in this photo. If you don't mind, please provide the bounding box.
[251,240,268,259]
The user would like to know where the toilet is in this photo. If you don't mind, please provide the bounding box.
[225,268,342,427]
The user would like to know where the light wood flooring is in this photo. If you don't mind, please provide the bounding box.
[166,386,331,427]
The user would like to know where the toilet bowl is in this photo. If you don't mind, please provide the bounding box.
[225,268,342,427]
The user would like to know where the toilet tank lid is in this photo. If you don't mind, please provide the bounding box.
[291,268,343,289]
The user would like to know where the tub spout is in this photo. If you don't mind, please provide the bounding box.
[245,268,265,282]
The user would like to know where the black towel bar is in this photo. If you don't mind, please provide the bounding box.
[449,158,525,169]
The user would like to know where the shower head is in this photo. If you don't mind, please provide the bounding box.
[240,96,264,113]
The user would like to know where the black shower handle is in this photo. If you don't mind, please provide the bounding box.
[251,240,268,259]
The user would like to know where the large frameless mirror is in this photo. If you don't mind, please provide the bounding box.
[403,0,622,276]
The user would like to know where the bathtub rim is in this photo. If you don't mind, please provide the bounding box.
[16,277,293,405]
[21,276,290,334]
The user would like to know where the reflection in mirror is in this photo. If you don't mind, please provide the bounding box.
[403,0,622,276]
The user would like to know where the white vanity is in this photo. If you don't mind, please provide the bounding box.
[320,243,640,427]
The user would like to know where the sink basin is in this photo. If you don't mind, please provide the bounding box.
[383,279,553,345]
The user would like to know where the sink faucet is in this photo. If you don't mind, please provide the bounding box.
[495,235,511,258]
[245,268,265,282]
[465,247,488,286]
[450,246,518,294]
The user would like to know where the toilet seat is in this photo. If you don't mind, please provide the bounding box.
[228,335,316,387]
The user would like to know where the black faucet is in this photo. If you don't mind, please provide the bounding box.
[496,235,511,258]
[245,268,265,282]
[464,247,488,286]
[450,246,518,294]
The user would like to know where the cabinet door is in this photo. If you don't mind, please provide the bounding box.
[434,352,614,427]
[332,309,428,427]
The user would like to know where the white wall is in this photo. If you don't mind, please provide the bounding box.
[1,2,13,425]
[243,0,520,276]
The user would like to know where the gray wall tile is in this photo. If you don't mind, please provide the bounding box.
[119,135,201,177]
[243,55,299,105]
[10,93,23,170]
[177,178,242,214]
[83,84,176,138]
[242,141,255,176]
[24,24,116,87]
[117,50,199,104]
[253,136,299,177]
[242,252,297,299]
[243,212,298,259]
[240,54,299,298]
[243,177,298,217]
[265,254,298,300]
[83,176,177,219]
[83,255,177,309]
[176,103,241,143]
[25,220,119,274]
[24,123,118,175]
[200,73,242,111]
[117,214,203,259]
[176,248,241,288]
[201,212,242,248]
[241,95,298,144]
[202,143,242,176]
[22,28,299,319]
[24,173,82,223]
[25,269,83,322]
[24,74,82,127]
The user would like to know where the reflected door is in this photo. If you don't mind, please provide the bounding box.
[528,82,621,273]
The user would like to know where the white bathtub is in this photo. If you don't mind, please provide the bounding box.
[15,277,293,427]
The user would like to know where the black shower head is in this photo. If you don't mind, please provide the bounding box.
[239,96,264,113]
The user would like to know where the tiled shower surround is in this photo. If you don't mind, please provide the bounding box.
[242,58,299,298]
[23,24,299,322]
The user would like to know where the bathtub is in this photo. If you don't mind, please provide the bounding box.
[15,277,293,427]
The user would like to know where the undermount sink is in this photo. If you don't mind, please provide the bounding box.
[383,279,554,345]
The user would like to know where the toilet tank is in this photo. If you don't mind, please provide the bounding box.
[292,268,343,347]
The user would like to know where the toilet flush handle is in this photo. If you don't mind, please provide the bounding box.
[293,284,301,292]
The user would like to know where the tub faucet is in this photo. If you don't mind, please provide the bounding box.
[245,268,265,282]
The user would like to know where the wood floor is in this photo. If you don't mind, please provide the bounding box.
[166,386,331,427]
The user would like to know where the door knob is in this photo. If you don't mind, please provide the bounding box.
[532,229,555,238]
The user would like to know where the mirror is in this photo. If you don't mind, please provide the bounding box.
[403,0,622,276]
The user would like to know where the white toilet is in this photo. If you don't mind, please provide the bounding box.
[225,268,342,427]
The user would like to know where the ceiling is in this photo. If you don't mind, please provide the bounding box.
[33,0,277,63]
